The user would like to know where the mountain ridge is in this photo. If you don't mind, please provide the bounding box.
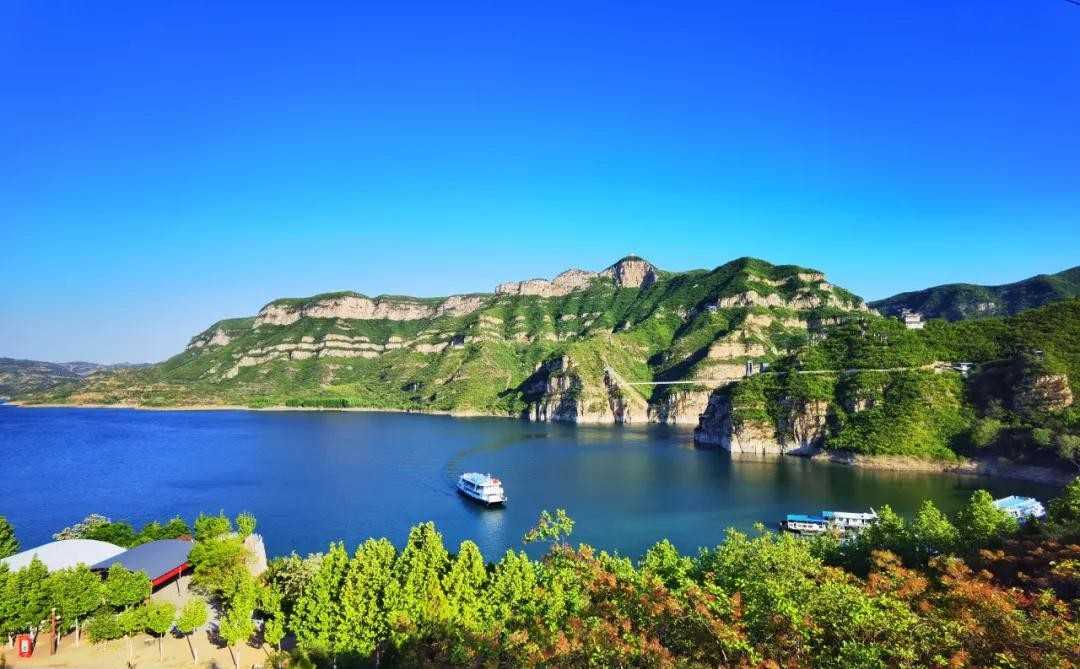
[870,265,1080,321]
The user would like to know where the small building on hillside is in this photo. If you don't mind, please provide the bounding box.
[92,538,193,589]
[1,539,125,573]
[900,309,925,329]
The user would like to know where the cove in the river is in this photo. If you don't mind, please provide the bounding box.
[0,406,1058,560]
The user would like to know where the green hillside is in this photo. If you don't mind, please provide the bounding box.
[24,256,864,419]
[707,298,1080,464]
[869,265,1080,321]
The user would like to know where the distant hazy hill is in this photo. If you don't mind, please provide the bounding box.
[0,358,148,398]
[870,265,1080,321]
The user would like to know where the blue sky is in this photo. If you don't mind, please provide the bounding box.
[3,1,1078,363]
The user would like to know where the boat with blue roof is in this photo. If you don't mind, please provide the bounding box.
[781,509,878,535]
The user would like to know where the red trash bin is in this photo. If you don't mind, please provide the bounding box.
[16,633,33,657]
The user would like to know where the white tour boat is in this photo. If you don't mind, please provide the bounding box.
[457,472,507,507]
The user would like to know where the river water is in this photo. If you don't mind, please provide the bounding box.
[0,406,1057,559]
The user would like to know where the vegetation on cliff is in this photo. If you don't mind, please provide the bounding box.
[716,298,1080,465]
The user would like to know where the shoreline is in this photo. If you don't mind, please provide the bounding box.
[5,401,1073,486]
[4,400,501,418]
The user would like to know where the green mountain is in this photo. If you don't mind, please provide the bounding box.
[869,265,1080,321]
[25,256,866,422]
[696,298,1080,468]
[22,256,1078,469]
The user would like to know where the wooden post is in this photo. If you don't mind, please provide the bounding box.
[49,608,56,655]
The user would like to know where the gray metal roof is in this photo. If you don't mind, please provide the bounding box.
[1,539,125,573]
[91,538,192,579]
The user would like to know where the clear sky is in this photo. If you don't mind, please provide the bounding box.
[3,2,1078,363]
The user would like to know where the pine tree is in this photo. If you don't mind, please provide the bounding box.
[0,517,18,560]
[290,541,349,652]
[443,540,487,632]
[482,549,537,629]
[337,538,396,657]
[383,522,450,646]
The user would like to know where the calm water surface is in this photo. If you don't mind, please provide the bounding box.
[0,406,1058,559]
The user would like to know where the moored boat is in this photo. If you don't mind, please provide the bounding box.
[458,472,506,506]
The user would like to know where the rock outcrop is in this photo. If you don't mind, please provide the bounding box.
[497,255,659,297]
[1014,373,1073,413]
[599,255,658,289]
[497,269,598,297]
[693,390,827,455]
[254,293,484,327]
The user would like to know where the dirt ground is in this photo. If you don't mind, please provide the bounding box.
[3,629,275,668]
[3,575,275,669]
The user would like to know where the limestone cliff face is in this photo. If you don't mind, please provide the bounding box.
[693,389,828,454]
[1014,373,1074,413]
[254,293,484,327]
[598,256,658,289]
[187,327,232,350]
[648,388,715,425]
[497,269,597,297]
[526,356,642,424]
[497,256,659,297]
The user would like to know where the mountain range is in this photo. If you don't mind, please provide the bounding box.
[10,256,1079,470]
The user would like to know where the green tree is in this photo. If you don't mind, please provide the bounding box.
[908,500,959,563]
[236,512,257,539]
[175,597,209,664]
[443,540,487,633]
[1046,476,1080,536]
[219,599,255,669]
[1056,434,1080,472]
[143,600,175,662]
[258,585,286,653]
[84,610,122,648]
[116,604,145,662]
[6,558,50,634]
[336,538,395,658]
[0,517,18,559]
[189,534,248,595]
[956,489,1018,548]
[523,508,575,549]
[383,522,450,645]
[47,564,104,646]
[193,511,232,541]
[639,538,693,590]
[291,541,348,653]
[104,564,151,610]
[483,549,538,629]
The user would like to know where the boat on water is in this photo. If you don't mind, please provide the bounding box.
[457,472,506,507]
[993,495,1045,522]
[780,509,878,535]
